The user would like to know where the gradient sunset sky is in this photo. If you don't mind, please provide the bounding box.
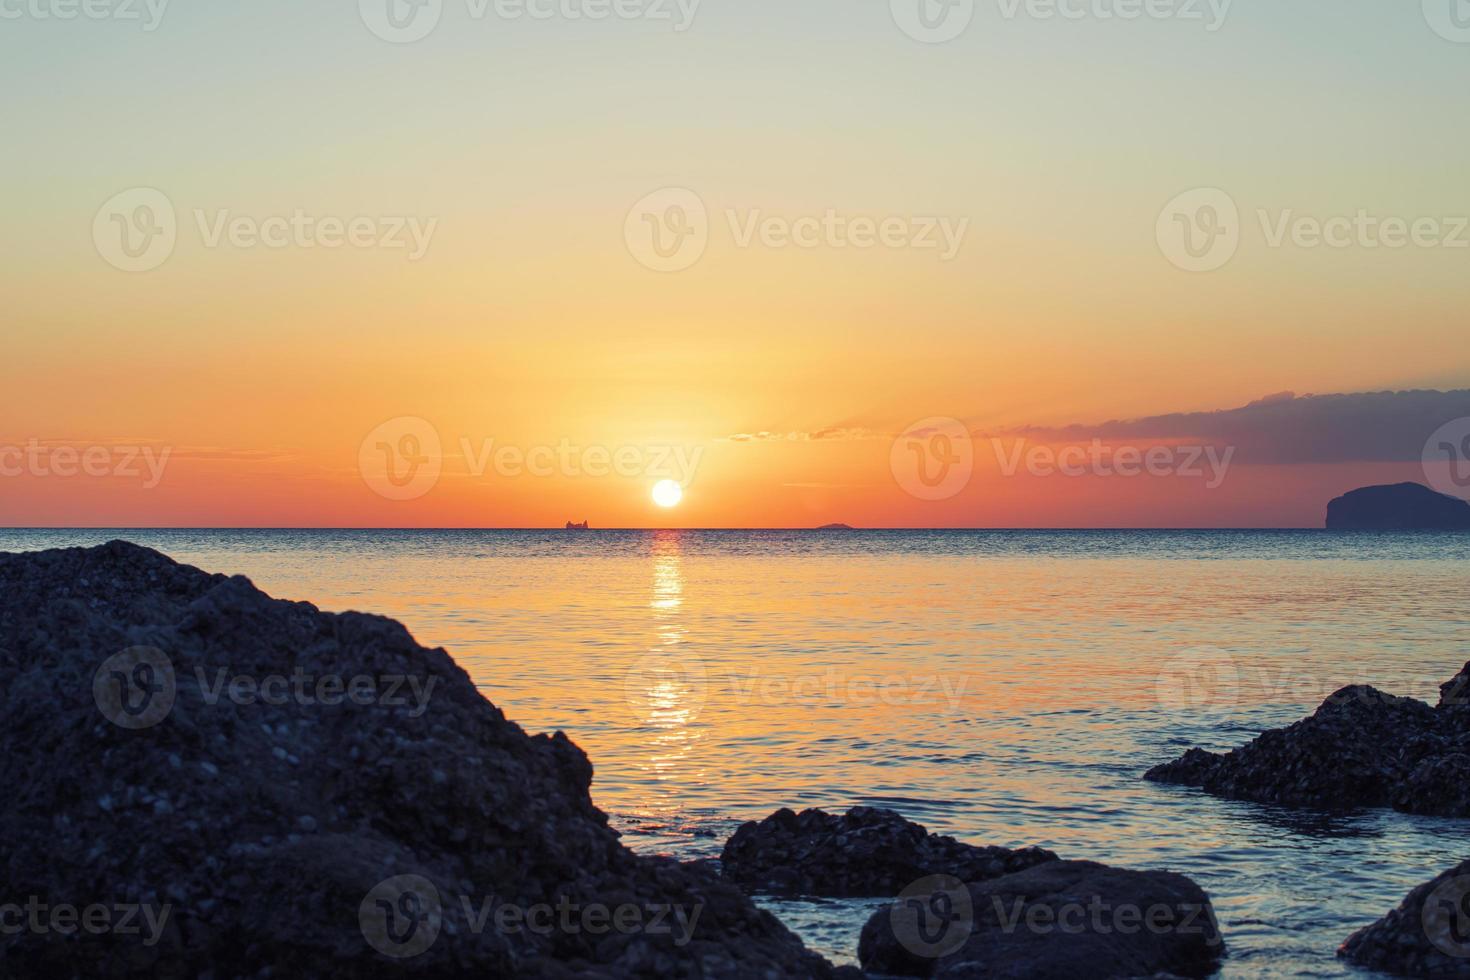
[3,1,1468,527]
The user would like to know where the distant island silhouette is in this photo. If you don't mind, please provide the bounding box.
[564,520,590,531]
[815,523,855,531]
[1326,482,1470,530]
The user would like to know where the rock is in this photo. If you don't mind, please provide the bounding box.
[1146,665,1470,816]
[1340,859,1470,977]
[0,541,838,978]
[1325,482,1470,530]
[1439,662,1470,714]
[720,806,1057,898]
[857,859,1224,979]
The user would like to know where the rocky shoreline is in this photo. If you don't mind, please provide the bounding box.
[720,806,1058,898]
[0,542,838,978]
[2,541,1464,977]
[1146,663,1470,816]
[1145,662,1470,977]
[1340,858,1470,977]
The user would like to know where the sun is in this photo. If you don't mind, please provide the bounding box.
[652,480,684,508]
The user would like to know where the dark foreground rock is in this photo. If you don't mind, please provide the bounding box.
[1325,482,1470,530]
[0,541,840,978]
[1340,859,1470,977]
[720,806,1057,898]
[1146,663,1470,816]
[857,859,1224,979]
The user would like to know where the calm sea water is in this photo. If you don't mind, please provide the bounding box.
[5,529,1469,976]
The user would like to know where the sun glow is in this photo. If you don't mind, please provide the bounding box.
[652,480,684,508]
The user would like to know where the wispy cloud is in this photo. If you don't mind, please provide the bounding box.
[780,481,877,489]
[0,438,298,464]
[988,389,1470,464]
[165,447,300,463]
[726,389,1470,467]
[723,427,881,443]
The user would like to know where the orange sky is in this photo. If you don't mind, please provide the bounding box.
[3,4,1467,527]
[0,398,1456,528]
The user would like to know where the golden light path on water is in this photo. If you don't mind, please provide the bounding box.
[640,534,700,787]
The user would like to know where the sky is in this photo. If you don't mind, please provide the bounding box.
[2,0,1468,527]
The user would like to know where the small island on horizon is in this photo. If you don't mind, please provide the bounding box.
[1326,482,1470,531]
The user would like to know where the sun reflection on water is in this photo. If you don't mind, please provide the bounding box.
[638,533,702,787]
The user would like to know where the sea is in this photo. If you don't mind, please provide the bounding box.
[5,528,1469,977]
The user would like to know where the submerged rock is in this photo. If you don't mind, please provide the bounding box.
[857,859,1224,979]
[1340,859,1470,977]
[720,806,1057,898]
[1146,664,1470,816]
[1325,482,1470,530]
[0,541,839,978]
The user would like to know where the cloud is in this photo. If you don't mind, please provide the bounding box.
[990,389,1470,464]
[724,427,880,443]
[0,439,297,464]
[780,481,875,489]
[166,447,300,463]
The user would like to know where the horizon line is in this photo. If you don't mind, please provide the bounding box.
[0,525,1348,533]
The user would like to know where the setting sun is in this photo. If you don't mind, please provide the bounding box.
[652,480,684,508]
